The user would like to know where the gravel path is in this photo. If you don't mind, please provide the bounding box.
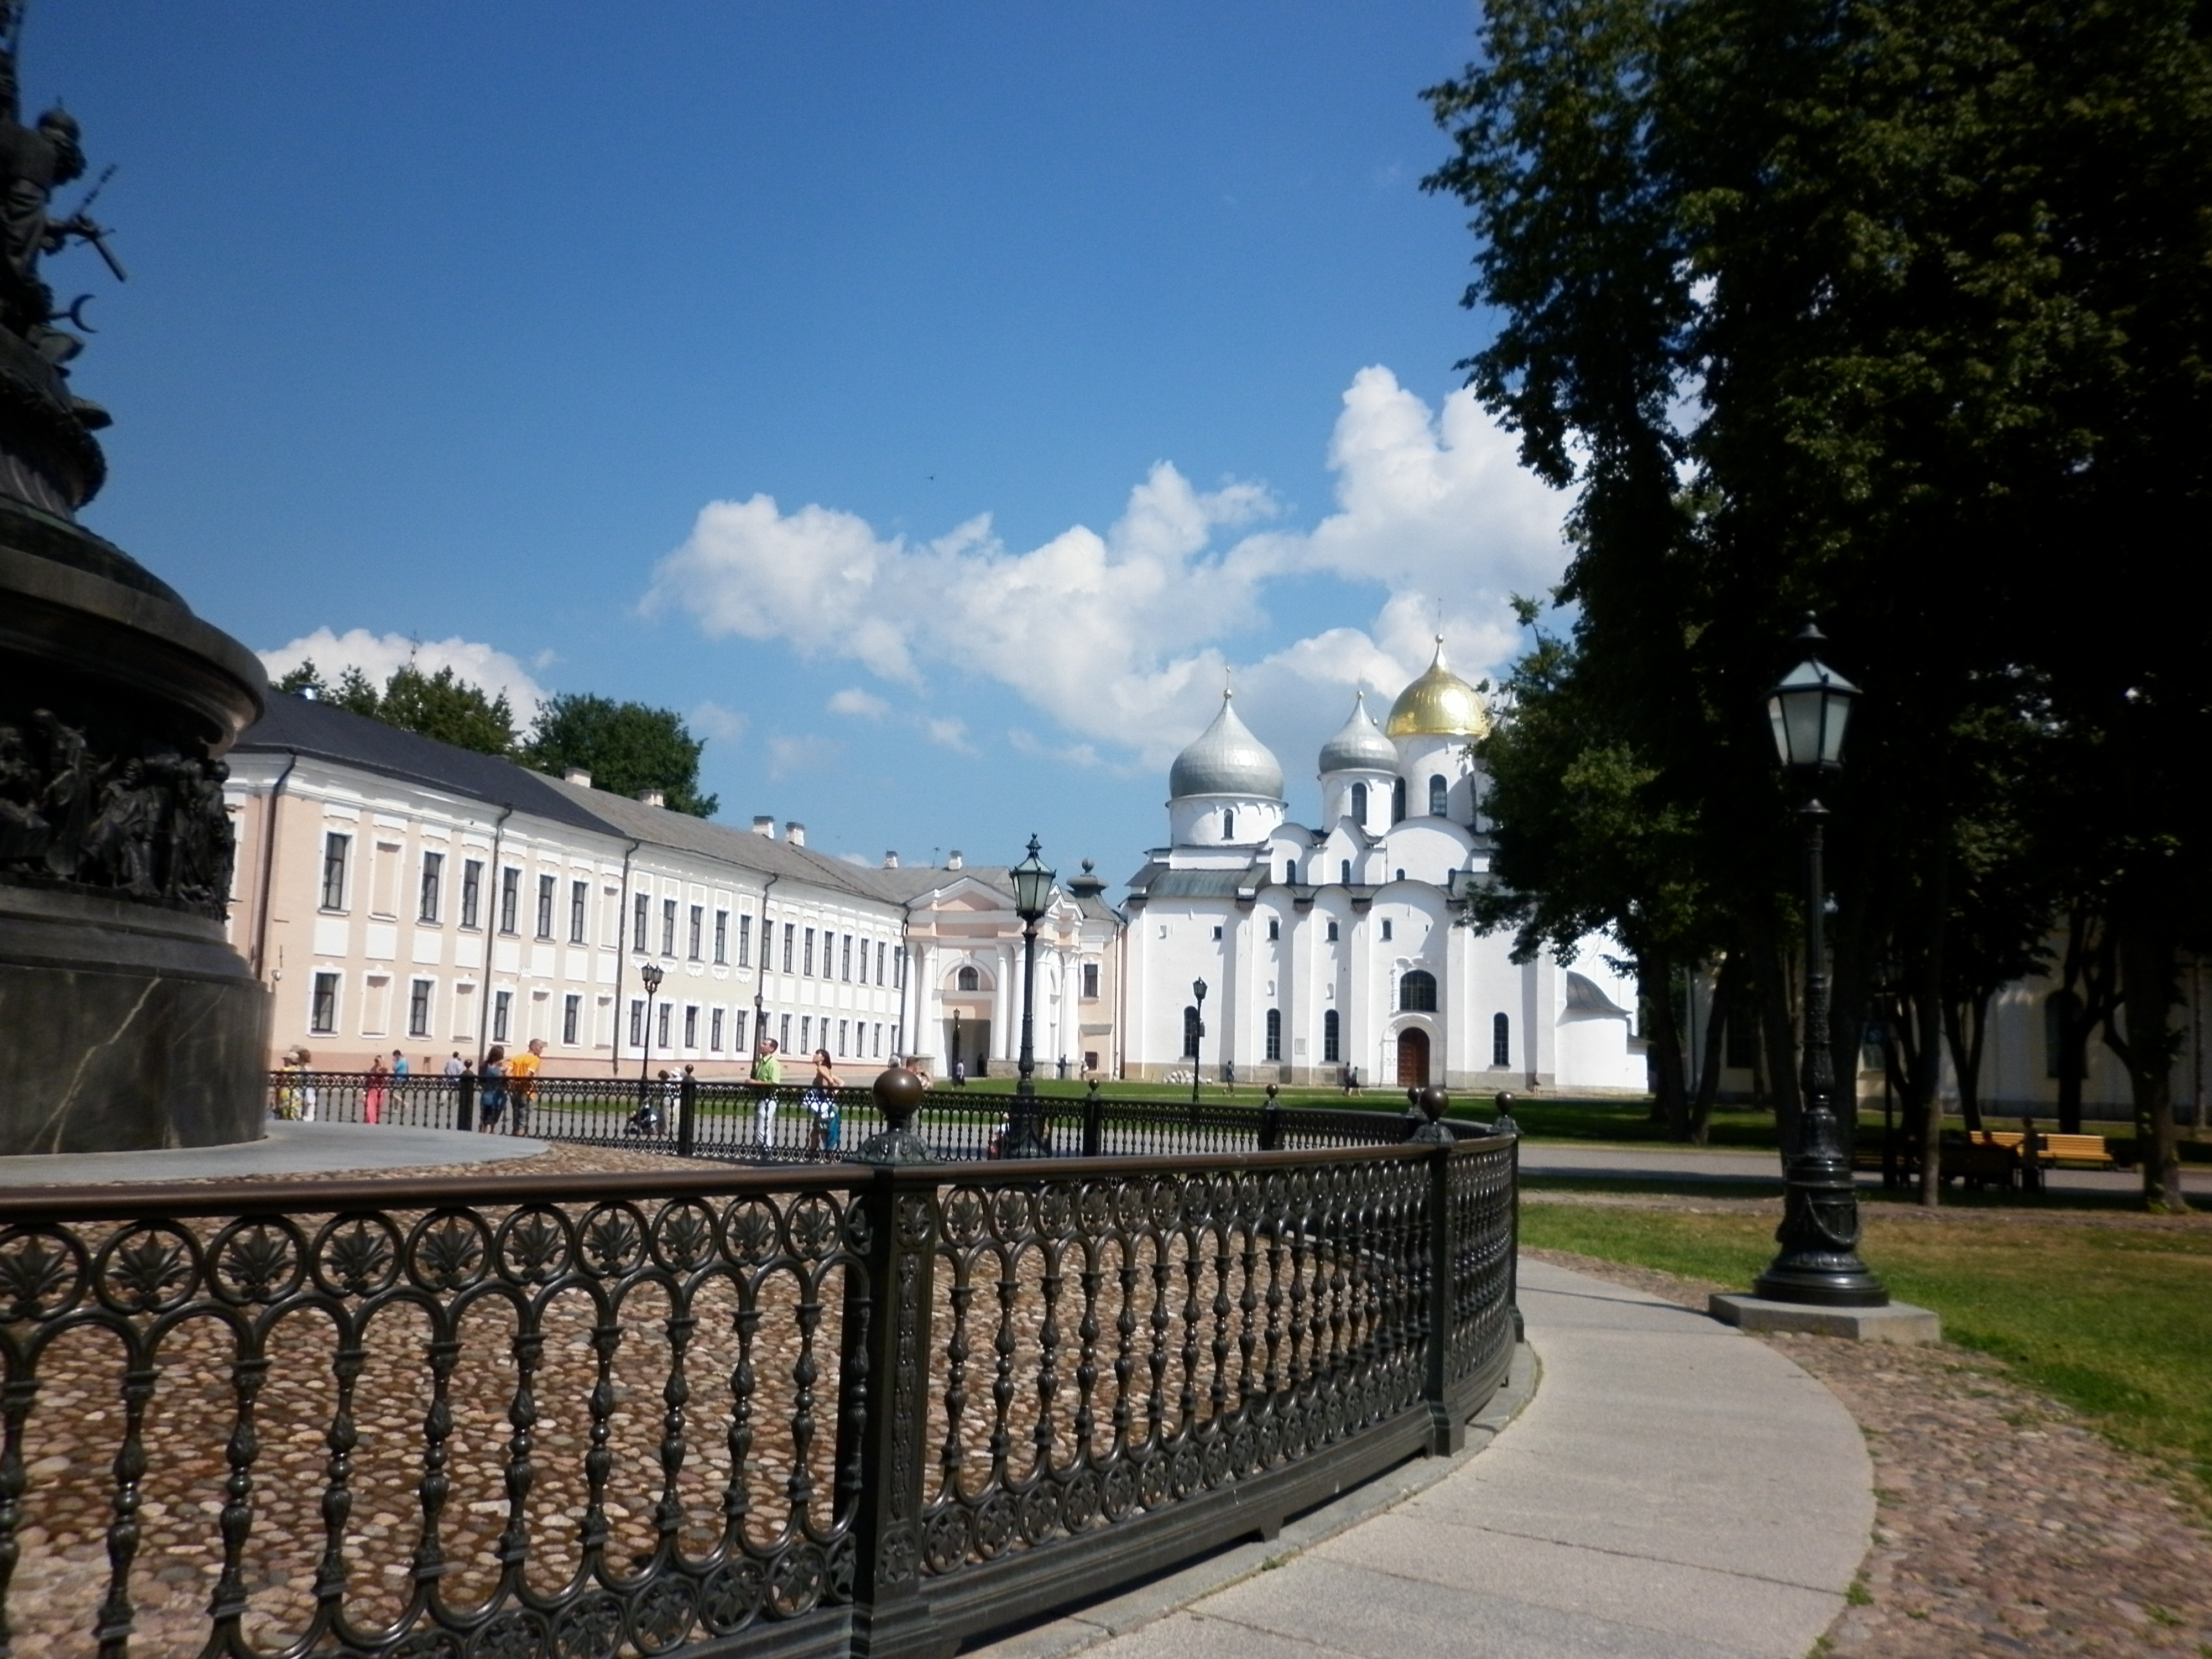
[1525,1246,2212,1656]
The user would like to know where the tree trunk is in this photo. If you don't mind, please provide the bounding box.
[1640,946,1689,1137]
[1745,905,1803,1154]
[1689,953,1735,1146]
[1914,858,1949,1209]
[2112,896,2187,1212]
[1943,987,1991,1135]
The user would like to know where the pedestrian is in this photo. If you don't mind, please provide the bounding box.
[750,1037,782,1150]
[275,1047,312,1120]
[364,1052,387,1125]
[1223,1060,1235,1094]
[952,1057,967,1089]
[480,1045,508,1133]
[803,1048,842,1155]
[506,1037,544,1134]
[391,1048,410,1077]
[442,1051,465,1077]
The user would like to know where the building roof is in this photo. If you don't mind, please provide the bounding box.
[536,775,900,902]
[1385,639,1491,739]
[1123,862,1259,902]
[1168,691,1285,801]
[234,694,616,839]
[1318,690,1396,774]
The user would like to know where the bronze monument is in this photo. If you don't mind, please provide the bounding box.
[0,6,269,1152]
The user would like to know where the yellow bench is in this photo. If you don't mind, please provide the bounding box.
[1978,1130,2115,1168]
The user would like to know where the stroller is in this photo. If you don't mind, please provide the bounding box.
[626,1073,669,1138]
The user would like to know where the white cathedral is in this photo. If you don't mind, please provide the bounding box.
[1120,643,1648,1093]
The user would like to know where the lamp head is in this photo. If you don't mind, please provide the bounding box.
[1193,977,1208,1003]
[640,961,665,994]
[1008,833,1055,921]
[1766,614,1859,774]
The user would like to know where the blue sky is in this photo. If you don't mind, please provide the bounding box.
[37,2,1562,883]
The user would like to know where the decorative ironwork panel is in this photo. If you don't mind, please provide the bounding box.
[0,1178,869,1658]
[1445,1142,1516,1384]
[914,1155,1433,1577]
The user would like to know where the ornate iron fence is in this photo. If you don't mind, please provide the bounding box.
[265,1074,1468,1164]
[0,1131,1516,1658]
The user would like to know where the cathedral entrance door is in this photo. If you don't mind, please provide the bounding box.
[1396,1027,1430,1088]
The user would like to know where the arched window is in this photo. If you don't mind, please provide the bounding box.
[1392,777,1407,822]
[1222,808,1236,840]
[1340,858,1352,885]
[1323,1009,1341,1063]
[1428,774,1448,817]
[1350,782,1368,826]
[1183,1005,1202,1058]
[1491,1011,1511,1068]
[1400,970,1437,1012]
[957,965,979,992]
[1265,1008,1282,1061]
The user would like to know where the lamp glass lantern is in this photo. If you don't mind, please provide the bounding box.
[1766,622,1859,773]
[1009,836,1054,921]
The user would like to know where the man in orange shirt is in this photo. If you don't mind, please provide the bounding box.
[506,1037,545,1134]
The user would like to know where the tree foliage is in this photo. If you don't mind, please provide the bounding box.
[523,694,718,819]
[275,659,517,755]
[1427,0,2212,1204]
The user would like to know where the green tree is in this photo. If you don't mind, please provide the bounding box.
[272,658,517,756]
[1426,0,2212,1208]
[376,665,517,755]
[525,695,718,818]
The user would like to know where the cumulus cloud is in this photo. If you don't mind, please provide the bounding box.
[259,628,549,716]
[766,734,842,779]
[828,687,893,719]
[690,701,749,744]
[644,367,1565,770]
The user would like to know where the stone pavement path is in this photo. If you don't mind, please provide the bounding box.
[994,1257,1873,1659]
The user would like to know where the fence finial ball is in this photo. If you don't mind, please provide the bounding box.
[873,1064,926,1131]
[1491,1091,1521,1139]
[859,1065,937,1165]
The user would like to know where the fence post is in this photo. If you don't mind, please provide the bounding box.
[849,1067,946,1658]
[456,1071,477,1133]
[1082,1081,1103,1157]
[677,1069,697,1157]
[1259,1083,1284,1151]
[1423,1141,1463,1457]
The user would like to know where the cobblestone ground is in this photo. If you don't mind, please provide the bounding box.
[1526,1243,2212,1657]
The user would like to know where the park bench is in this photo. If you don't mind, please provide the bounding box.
[1975,1129,2116,1168]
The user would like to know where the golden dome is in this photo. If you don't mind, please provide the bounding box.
[1385,639,1490,739]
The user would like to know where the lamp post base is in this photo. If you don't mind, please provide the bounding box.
[1753,1147,1888,1306]
[1712,1293,1936,1342]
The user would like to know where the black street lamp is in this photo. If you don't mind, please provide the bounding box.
[638,960,665,1126]
[1754,617,1887,1307]
[1190,978,1208,1105]
[1004,834,1056,1158]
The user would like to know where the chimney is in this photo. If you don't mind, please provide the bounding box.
[637,788,665,808]
[785,822,806,848]
[752,816,776,837]
[882,851,900,869]
[564,767,592,788]
[946,849,963,870]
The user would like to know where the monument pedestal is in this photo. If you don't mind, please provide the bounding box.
[1710,1292,1942,1345]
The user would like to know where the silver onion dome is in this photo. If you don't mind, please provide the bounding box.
[1318,690,1395,774]
[1168,691,1285,801]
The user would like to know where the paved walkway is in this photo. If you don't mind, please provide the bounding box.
[980,1257,1872,1659]
[1519,1139,2205,1197]
[0,1120,545,1186]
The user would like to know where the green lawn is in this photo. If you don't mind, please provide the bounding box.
[1521,1198,2212,1495]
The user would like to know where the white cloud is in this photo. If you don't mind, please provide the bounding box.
[644,367,1565,771]
[690,700,749,744]
[766,734,842,779]
[259,628,549,716]
[828,687,893,719]
[924,717,974,754]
